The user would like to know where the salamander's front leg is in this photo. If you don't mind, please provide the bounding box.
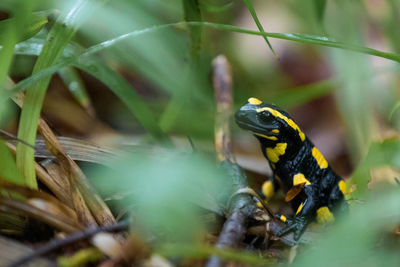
[277,186,318,240]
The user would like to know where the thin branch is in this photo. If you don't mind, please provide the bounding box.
[8,220,129,267]
[206,55,257,267]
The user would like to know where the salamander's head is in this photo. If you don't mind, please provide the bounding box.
[235,97,306,144]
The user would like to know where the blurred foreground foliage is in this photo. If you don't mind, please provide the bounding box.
[0,0,400,266]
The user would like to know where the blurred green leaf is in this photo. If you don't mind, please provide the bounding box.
[351,139,400,196]
[158,243,273,266]
[293,188,400,267]
[93,150,231,242]
[242,0,276,56]
[75,60,170,142]
[182,0,202,57]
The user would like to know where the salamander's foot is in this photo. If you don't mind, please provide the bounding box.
[275,214,308,240]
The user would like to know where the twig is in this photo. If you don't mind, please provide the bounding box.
[206,55,257,267]
[230,187,276,220]
[7,220,129,267]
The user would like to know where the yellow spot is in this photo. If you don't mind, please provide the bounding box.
[255,133,278,141]
[256,201,263,208]
[280,215,287,222]
[296,202,303,215]
[339,180,347,195]
[256,107,305,141]
[316,206,335,224]
[272,129,279,134]
[248,97,262,105]
[293,173,311,186]
[266,143,287,163]
[312,147,328,169]
[261,181,274,199]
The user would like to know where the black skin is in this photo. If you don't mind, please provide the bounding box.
[235,99,347,240]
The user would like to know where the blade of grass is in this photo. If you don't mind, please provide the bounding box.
[200,1,233,12]
[0,3,39,188]
[0,3,39,124]
[182,0,202,58]
[74,59,170,142]
[9,21,400,99]
[12,37,168,142]
[242,0,277,56]
[389,100,400,120]
[313,0,327,24]
[58,66,95,116]
[16,0,107,189]
[0,140,23,185]
[8,22,400,121]
[0,10,50,45]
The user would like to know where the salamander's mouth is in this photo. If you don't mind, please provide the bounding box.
[235,112,277,136]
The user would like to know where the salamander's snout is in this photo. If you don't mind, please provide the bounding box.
[235,98,278,134]
[235,101,259,130]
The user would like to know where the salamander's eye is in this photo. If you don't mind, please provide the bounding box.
[259,110,272,117]
[258,111,272,122]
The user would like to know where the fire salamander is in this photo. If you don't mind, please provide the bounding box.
[235,97,348,240]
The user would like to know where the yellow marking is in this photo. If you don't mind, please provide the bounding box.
[296,202,303,215]
[248,97,262,105]
[293,173,311,186]
[261,181,274,200]
[272,129,279,134]
[339,180,347,195]
[256,107,305,141]
[312,147,328,169]
[256,201,263,208]
[266,143,287,163]
[316,206,335,224]
[280,215,287,222]
[255,133,278,141]
[285,186,303,202]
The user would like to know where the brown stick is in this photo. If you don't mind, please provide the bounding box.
[7,220,129,267]
[206,55,256,267]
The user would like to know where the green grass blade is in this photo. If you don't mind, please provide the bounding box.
[182,0,202,58]
[0,140,23,185]
[269,79,334,108]
[242,0,276,56]
[313,0,327,23]
[9,22,400,100]
[389,100,400,120]
[16,0,106,189]
[0,2,38,146]
[74,60,170,142]
[58,66,94,115]
[0,10,49,45]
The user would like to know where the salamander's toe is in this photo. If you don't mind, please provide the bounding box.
[276,215,308,240]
